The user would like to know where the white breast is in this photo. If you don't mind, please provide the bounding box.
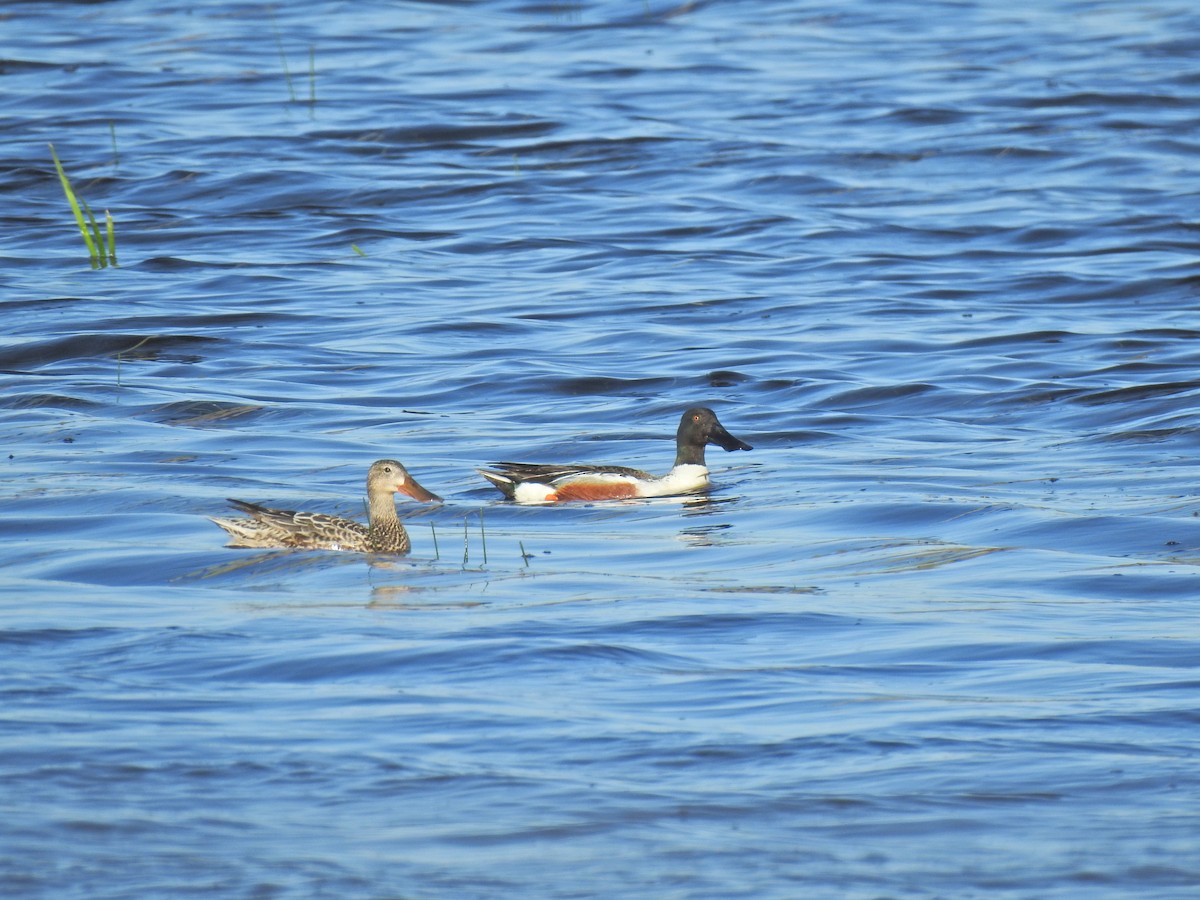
[639,464,710,497]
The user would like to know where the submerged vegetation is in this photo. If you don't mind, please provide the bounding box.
[429,513,494,567]
[116,336,153,387]
[270,9,316,108]
[273,26,296,102]
[49,143,118,269]
[277,40,318,108]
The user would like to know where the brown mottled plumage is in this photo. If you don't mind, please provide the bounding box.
[210,459,441,553]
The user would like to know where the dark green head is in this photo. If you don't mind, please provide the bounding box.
[674,407,752,466]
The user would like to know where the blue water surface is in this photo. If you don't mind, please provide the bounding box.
[3,1,1200,896]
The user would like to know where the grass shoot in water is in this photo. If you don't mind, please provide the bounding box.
[271,14,296,102]
[458,510,489,568]
[269,12,317,107]
[49,143,118,269]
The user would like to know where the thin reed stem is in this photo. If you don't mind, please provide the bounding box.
[271,13,296,102]
[105,210,117,266]
[116,336,153,387]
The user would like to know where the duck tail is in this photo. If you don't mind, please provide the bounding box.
[477,467,518,499]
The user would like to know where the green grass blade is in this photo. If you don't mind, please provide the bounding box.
[48,143,99,264]
[80,198,109,269]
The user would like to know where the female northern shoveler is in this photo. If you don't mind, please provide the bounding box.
[478,407,752,503]
[210,459,441,553]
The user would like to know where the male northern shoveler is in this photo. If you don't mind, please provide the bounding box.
[478,407,752,503]
[209,459,441,553]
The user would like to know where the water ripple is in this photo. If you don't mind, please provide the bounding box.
[5,0,1200,896]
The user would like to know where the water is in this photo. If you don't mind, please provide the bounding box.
[3,0,1200,896]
